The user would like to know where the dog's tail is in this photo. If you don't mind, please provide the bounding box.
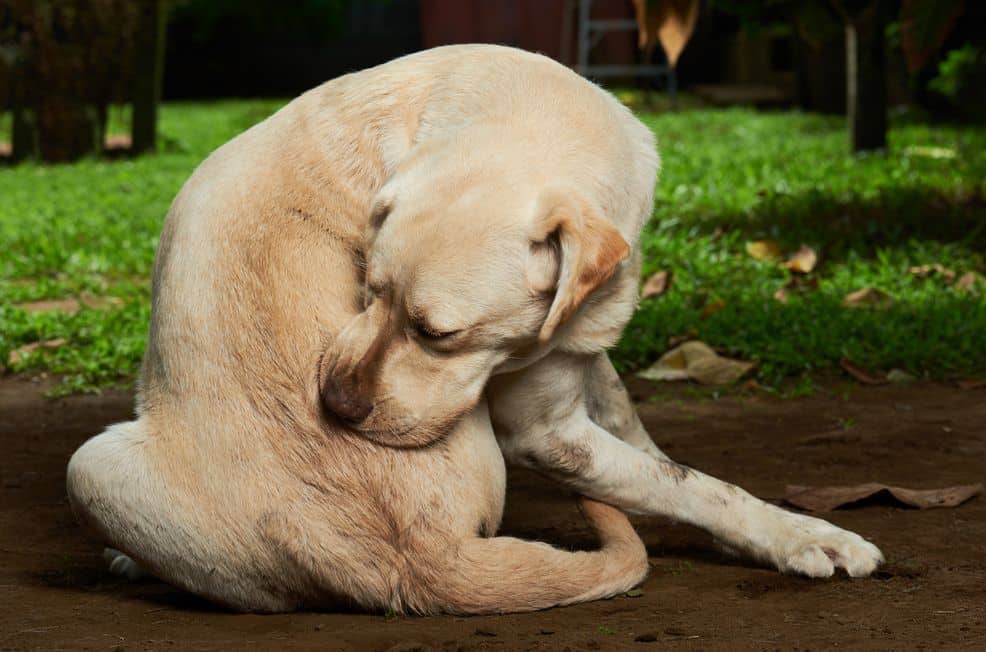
[405,497,648,615]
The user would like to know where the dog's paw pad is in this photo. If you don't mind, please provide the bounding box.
[103,547,147,581]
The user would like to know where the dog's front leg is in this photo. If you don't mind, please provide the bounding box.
[489,352,883,578]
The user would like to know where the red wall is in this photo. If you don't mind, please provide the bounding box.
[419,0,636,67]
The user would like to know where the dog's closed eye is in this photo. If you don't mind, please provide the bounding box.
[413,320,461,340]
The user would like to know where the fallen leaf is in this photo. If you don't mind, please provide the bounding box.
[14,298,81,313]
[13,295,123,313]
[80,294,124,310]
[625,588,644,598]
[8,338,68,366]
[773,287,789,303]
[843,287,894,309]
[886,369,917,384]
[638,341,755,386]
[784,483,982,512]
[909,263,955,282]
[632,0,700,67]
[745,240,782,262]
[700,298,727,318]
[641,270,671,299]
[839,358,887,385]
[784,245,818,273]
[955,271,980,293]
[957,379,986,390]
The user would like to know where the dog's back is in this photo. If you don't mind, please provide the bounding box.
[67,45,652,613]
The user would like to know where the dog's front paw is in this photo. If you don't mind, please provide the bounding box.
[773,516,883,578]
[103,547,147,581]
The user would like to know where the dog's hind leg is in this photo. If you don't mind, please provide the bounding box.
[584,353,668,460]
[66,419,296,612]
[404,497,647,615]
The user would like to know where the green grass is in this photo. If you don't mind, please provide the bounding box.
[0,100,286,393]
[615,109,986,385]
[0,101,984,394]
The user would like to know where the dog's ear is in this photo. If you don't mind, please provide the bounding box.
[531,191,630,343]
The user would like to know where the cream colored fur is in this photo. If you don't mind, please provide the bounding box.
[66,45,880,614]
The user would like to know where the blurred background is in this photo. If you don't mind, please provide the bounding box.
[2,0,985,161]
[0,0,983,394]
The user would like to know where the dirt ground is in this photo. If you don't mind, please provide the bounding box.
[1,376,984,651]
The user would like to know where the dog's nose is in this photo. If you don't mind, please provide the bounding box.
[321,375,373,424]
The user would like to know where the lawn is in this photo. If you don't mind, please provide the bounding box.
[1,100,984,394]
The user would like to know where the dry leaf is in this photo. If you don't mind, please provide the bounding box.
[638,341,755,386]
[745,240,782,262]
[784,245,818,273]
[886,369,917,384]
[14,295,123,313]
[785,483,982,512]
[8,338,67,366]
[631,0,700,67]
[843,287,894,309]
[839,358,887,385]
[14,298,81,313]
[641,270,671,300]
[700,298,727,318]
[80,294,124,310]
[955,271,979,293]
[957,379,986,390]
[909,263,956,282]
[773,287,789,303]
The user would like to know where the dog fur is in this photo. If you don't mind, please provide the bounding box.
[66,45,882,614]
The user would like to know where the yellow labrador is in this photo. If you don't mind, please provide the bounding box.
[67,45,881,614]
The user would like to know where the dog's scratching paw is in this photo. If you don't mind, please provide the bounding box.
[103,547,147,581]
[776,518,883,578]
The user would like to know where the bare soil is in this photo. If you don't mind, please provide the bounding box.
[1,376,984,651]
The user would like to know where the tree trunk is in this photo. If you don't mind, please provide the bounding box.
[132,0,167,155]
[11,105,39,163]
[845,1,887,152]
[36,101,102,163]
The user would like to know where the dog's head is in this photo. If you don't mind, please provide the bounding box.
[319,141,630,445]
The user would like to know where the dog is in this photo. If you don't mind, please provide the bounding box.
[66,44,882,614]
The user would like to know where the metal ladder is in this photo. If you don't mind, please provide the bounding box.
[575,0,678,106]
